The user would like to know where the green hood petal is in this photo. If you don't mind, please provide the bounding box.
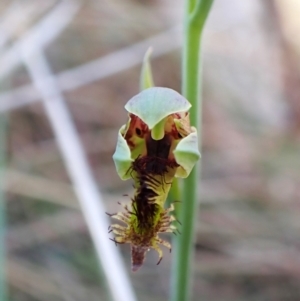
[125,87,191,130]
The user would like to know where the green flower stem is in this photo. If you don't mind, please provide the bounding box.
[0,114,7,301]
[171,1,214,301]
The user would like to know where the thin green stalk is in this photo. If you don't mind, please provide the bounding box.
[0,114,7,301]
[171,1,214,301]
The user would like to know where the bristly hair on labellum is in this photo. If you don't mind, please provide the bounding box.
[107,155,179,272]
[106,181,177,271]
[123,154,177,194]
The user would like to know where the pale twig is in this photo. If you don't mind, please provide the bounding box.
[20,38,136,301]
[56,25,181,91]
[0,0,81,82]
[0,0,56,49]
[0,25,181,112]
[0,1,136,299]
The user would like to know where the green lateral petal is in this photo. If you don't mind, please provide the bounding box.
[140,47,154,91]
[125,87,191,130]
[173,131,201,178]
[112,125,133,180]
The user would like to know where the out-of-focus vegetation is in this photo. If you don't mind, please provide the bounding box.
[3,0,300,300]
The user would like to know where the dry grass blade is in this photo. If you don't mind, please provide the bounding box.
[4,169,79,209]
[8,255,105,301]
[7,211,85,252]
[0,26,181,112]
[4,169,127,210]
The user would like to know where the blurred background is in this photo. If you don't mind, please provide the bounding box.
[1,0,300,300]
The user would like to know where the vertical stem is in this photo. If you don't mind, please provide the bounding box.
[0,113,7,301]
[171,1,214,301]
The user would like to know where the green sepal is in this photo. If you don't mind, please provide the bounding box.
[173,130,201,178]
[140,47,154,91]
[125,87,191,131]
[112,125,133,180]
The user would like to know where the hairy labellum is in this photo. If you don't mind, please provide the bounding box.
[108,145,181,271]
[108,204,175,271]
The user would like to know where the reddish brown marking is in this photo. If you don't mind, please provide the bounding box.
[124,114,149,141]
